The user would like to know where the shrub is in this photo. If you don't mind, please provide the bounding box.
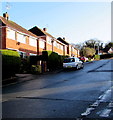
[31,65,42,74]
[100,54,113,59]
[42,51,52,61]
[42,51,68,71]
[29,55,42,65]
[1,49,21,79]
[94,55,100,60]
[20,57,31,73]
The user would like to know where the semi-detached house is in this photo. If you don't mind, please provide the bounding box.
[0,12,79,57]
[0,13,38,58]
[57,37,79,57]
[29,26,79,57]
[29,26,66,55]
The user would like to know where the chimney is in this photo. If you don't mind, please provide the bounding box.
[43,28,47,32]
[3,12,9,20]
[63,37,65,40]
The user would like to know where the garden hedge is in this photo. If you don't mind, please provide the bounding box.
[94,55,100,60]
[100,53,113,59]
[1,49,21,79]
[42,51,69,71]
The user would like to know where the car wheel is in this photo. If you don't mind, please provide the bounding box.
[76,65,79,70]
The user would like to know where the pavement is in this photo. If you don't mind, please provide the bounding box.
[2,68,63,87]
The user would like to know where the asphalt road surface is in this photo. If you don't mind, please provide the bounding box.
[2,59,113,119]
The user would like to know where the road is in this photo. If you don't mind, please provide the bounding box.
[2,59,113,119]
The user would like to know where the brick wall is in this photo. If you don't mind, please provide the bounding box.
[2,27,37,55]
[54,46,64,55]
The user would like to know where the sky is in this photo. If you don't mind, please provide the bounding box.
[0,1,111,45]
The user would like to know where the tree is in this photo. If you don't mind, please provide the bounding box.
[71,43,83,50]
[80,47,96,58]
[104,42,113,52]
[84,39,103,50]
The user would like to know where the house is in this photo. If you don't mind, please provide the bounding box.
[57,37,69,56]
[108,47,113,54]
[0,12,38,58]
[57,37,79,57]
[29,26,66,55]
[0,12,79,58]
[70,44,80,57]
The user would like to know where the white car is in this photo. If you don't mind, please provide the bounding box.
[63,57,84,70]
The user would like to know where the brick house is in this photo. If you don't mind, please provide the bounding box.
[0,12,38,57]
[29,26,66,55]
[57,37,79,57]
[0,12,79,58]
[57,37,69,56]
[70,45,80,57]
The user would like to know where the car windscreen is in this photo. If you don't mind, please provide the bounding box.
[63,58,75,63]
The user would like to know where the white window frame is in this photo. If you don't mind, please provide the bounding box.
[29,36,37,47]
[47,36,52,45]
[30,53,37,56]
[7,28,16,40]
[17,32,26,44]
[39,39,45,49]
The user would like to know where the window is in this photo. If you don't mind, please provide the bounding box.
[7,28,16,40]
[75,57,79,62]
[29,37,37,47]
[60,45,63,51]
[39,40,45,49]
[17,33,26,44]
[54,41,58,48]
[63,58,75,63]
[54,41,57,47]
[59,44,63,50]
[47,36,52,45]
[30,53,37,56]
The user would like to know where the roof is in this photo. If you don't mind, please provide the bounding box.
[0,16,38,38]
[57,37,69,45]
[29,26,54,38]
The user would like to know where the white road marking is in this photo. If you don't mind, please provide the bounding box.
[99,109,111,117]
[90,100,100,107]
[108,102,113,108]
[81,107,95,116]
[81,88,112,117]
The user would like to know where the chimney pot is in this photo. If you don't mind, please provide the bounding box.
[43,28,47,32]
[3,12,9,20]
[63,37,65,40]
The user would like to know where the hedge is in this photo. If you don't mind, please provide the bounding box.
[1,49,21,79]
[42,51,69,71]
[100,53,113,59]
[94,55,100,60]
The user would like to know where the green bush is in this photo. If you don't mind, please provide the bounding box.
[100,54,113,59]
[42,51,68,71]
[42,51,52,61]
[0,49,21,79]
[20,57,31,73]
[94,55,100,60]
[87,58,92,62]
[31,65,42,74]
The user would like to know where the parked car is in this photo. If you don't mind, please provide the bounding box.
[79,56,88,62]
[63,57,84,70]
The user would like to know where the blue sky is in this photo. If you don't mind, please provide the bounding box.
[1,2,111,44]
